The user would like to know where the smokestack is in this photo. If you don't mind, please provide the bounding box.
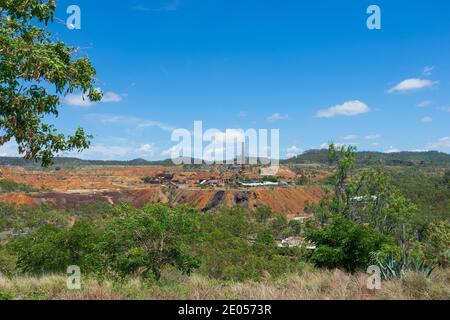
[241,141,245,166]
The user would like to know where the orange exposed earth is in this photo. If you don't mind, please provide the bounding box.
[0,166,322,217]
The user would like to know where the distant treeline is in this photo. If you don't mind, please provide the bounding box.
[0,157,177,168]
[1,150,450,168]
[282,150,450,167]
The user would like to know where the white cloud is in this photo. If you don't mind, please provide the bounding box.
[267,113,289,122]
[85,114,174,132]
[385,146,400,153]
[388,78,436,93]
[238,111,248,117]
[67,144,133,160]
[286,146,303,158]
[319,142,350,149]
[342,135,358,141]
[137,120,175,132]
[371,142,380,147]
[316,100,370,118]
[0,141,20,157]
[160,145,183,158]
[63,93,96,108]
[427,137,450,150]
[102,91,124,103]
[132,0,180,12]
[135,144,155,156]
[63,90,124,108]
[438,106,450,113]
[421,116,433,123]
[417,100,432,108]
[423,66,434,76]
[365,134,381,140]
[86,114,140,124]
[63,141,160,160]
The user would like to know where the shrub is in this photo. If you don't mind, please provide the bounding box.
[0,202,68,234]
[262,176,278,183]
[96,204,202,280]
[371,252,435,280]
[305,215,397,272]
[297,175,309,185]
[0,179,36,193]
[196,206,304,281]
[422,221,450,267]
[0,245,16,276]
[8,222,99,275]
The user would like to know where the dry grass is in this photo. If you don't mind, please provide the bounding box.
[1,268,449,300]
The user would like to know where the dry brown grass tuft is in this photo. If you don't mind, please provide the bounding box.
[1,268,449,300]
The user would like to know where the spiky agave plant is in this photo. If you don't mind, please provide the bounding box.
[370,252,435,280]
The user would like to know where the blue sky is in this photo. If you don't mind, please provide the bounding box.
[2,0,450,160]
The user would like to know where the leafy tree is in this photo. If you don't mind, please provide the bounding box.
[0,0,102,166]
[327,143,357,216]
[0,245,16,275]
[442,170,450,188]
[253,205,274,224]
[97,204,201,280]
[312,144,418,245]
[270,213,289,239]
[0,202,68,234]
[0,179,36,192]
[345,168,418,245]
[196,206,303,281]
[9,222,99,275]
[262,175,278,183]
[305,215,396,272]
[422,221,450,267]
[296,175,309,186]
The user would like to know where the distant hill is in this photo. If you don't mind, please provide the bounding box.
[2,150,450,168]
[281,150,450,167]
[0,156,269,168]
[0,157,177,168]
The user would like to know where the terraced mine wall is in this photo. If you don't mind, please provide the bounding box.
[0,187,321,217]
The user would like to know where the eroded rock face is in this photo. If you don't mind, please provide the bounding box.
[0,187,321,217]
[202,191,225,212]
[1,187,321,216]
[234,192,250,207]
[0,188,168,209]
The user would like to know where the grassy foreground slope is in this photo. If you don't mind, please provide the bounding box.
[1,268,449,300]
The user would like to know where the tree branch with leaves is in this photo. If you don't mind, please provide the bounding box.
[0,0,102,166]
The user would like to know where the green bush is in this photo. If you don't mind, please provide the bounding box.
[262,176,278,183]
[195,206,304,281]
[0,179,36,193]
[297,175,309,185]
[95,204,202,280]
[8,222,99,275]
[305,215,397,272]
[0,202,68,234]
[371,252,435,280]
[0,245,16,276]
[422,221,450,267]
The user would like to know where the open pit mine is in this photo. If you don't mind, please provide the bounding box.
[0,165,323,217]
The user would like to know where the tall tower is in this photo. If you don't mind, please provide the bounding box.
[240,141,245,166]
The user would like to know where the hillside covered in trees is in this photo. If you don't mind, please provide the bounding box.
[282,150,450,167]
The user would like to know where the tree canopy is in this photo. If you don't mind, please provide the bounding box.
[0,0,101,166]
